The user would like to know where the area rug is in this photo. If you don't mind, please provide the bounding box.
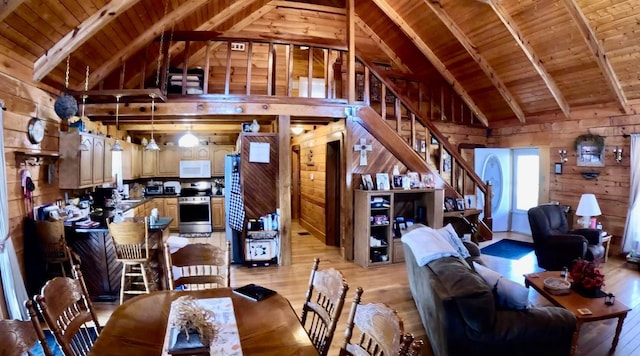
[480,239,535,260]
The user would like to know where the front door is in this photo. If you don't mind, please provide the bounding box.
[474,148,512,232]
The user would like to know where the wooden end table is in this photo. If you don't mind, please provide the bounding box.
[602,234,611,262]
[524,271,630,356]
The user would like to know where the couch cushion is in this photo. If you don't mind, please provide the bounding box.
[401,227,459,266]
[473,262,530,310]
[437,224,471,259]
[429,257,496,332]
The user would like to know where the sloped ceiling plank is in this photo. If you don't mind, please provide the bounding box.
[33,0,141,82]
[354,16,411,73]
[370,0,489,126]
[483,0,571,118]
[125,0,264,89]
[270,0,346,14]
[80,0,210,90]
[0,1,25,23]
[561,0,628,114]
[424,0,525,123]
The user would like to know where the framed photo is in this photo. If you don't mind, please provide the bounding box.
[464,195,476,209]
[421,173,434,188]
[392,174,403,189]
[444,197,456,212]
[376,173,391,190]
[456,198,465,211]
[554,162,563,174]
[362,174,374,190]
[406,172,420,188]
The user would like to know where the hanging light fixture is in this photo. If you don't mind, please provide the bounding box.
[78,66,90,151]
[111,95,124,152]
[178,125,199,148]
[145,93,160,151]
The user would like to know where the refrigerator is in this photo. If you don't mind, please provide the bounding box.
[224,154,243,263]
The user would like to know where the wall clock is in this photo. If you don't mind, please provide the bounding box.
[27,118,45,144]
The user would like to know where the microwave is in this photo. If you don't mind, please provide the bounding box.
[179,160,211,178]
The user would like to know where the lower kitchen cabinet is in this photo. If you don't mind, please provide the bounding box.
[211,197,225,230]
[163,198,179,230]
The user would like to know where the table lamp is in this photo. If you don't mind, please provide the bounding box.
[575,193,601,229]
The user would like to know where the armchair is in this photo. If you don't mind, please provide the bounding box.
[528,204,605,270]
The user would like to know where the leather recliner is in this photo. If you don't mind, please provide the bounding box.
[528,204,605,270]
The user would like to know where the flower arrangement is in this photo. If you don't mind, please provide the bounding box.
[569,259,604,290]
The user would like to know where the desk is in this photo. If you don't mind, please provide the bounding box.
[524,271,630,356]
[88,288,318,356]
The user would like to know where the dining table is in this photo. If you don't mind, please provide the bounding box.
[88,288,319,356]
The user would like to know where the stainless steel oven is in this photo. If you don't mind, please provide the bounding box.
[178,182,213,234]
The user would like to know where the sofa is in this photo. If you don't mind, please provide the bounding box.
[403,240,577,356]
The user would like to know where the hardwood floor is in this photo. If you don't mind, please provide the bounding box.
[93,225,640,356]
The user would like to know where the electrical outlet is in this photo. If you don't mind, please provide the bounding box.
[231,42,246,51]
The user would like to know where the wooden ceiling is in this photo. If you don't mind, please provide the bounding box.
[2,0,639,133]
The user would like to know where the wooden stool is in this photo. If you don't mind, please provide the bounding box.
[35,219,73,278]
[107,217,153,304]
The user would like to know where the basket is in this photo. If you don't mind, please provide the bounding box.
[543,277,571,295]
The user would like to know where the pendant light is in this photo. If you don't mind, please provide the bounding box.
[111,95,124,152]
[178,125,199,148]
[78,66,90,151]
[145,93,160,151]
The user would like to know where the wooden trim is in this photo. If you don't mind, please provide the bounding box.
[225,41,232,95]
[203,42,211,93]
[395,98,401,134]
[354,17,411,74]
[278,115,291,266]
[363,66,370,106]
[270,0,347,15]
[347,0,355,104]
[267,43,274,96]
[246,42,253,96]
[307,47,313,98]
[287,44,293,97]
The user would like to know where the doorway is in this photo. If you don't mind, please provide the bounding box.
[325,140,341,247]
[291,145,301,220]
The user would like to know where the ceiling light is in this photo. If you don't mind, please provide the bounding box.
[179,126,199,148]
[145,94,160,151]
[291,126,304,135]
[111,95,124,152]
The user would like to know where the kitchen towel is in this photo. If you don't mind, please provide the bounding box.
[229,172,245,232]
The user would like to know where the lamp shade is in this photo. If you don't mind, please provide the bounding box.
[575,194,601,217]
[178,132,199,148]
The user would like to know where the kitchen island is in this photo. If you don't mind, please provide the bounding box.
[66,217,172,301]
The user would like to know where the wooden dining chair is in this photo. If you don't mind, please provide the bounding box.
[35,219,74,278]
[164,241,231,290]
[300,258,349,356]
[107,217,153,304]
[34,265,101,356]
[0,301,53,356]
[340,287,423,356]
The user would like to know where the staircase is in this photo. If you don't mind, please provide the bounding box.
[353,56,493,241]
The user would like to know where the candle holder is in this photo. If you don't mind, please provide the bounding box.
[605,293,615,305]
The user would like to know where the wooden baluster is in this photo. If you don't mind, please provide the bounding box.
[246,41,253,96]
[267,42,274,96]
[364,66,370,105]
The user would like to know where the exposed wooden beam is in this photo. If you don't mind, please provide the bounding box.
[560,0,628,114]
[354,16,411,74]
[277,114,292,266]
[423,0,525,123]
[81,0,209,90]
[120,123,242,132]
[370,0,489,126]
[68,88,166,102]
[270,0,346,15]
[0,0,25,22]
[33,0,141,82]
[347,0,355,104]
[483,0,571,118]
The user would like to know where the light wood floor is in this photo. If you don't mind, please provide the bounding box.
[93,224,640,356]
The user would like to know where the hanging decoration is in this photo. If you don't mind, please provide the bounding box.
[145,93,160,151]
[111,95,124,152]
[54,56,78,120]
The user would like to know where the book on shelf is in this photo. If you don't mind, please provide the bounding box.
[233,284,277,302]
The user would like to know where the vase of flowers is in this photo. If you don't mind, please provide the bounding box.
[569,259,604,297]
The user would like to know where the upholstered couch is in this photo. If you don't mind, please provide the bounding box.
[404,240,577,356]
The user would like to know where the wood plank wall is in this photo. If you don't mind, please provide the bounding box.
[240,133,279,223]
[493,106,634,252]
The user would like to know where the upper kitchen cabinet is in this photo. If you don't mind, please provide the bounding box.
[181,146,210,160]
[141,149,158,178]
[157,146,180,177]
[212,145,235,176]
[122,142,142,180]
[59,132,109,189]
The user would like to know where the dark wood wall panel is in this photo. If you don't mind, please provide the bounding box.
[241,133,279,222]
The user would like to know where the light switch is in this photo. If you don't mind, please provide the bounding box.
[310,173,314,181]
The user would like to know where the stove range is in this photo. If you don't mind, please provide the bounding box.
[178,181,212,234]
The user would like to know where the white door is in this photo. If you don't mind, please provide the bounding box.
[511,148,540,234]
[475,148,511,232]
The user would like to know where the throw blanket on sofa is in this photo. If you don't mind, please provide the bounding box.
[401,226,459,266]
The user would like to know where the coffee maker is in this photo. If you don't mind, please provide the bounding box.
[93,187,117,209]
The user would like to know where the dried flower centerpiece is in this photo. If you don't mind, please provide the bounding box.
[168,296,218,355]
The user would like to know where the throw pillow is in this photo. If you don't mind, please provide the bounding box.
[472,262,529,310]
[401,227,459,266]
[437,223,471,259]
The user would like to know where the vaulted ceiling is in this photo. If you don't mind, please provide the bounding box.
[2,0,639,130]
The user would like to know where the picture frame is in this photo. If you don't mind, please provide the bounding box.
[421,173,434,188]
[554,162,563,174]
[392,175,404,189]
[376,173,391,190]
[361,174,374,190]
[407,172,420,188]
[444,197,456,212]
[464,195,476,210]
[456,198,465,211]
[577,141,605,167]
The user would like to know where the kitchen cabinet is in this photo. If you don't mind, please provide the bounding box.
[163,198,179,230]
[122,142,142,180]
[212,145,235,176]
[157,146,180,177]
[59,132,110,189]
[211,197,225,230]
[141,149,158,177]
[181,146,210,160]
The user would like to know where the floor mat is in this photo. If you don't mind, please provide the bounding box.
[480,239,535,260]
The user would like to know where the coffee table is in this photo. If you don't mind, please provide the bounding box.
[524,271,631,356]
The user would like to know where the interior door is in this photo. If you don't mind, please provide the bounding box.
[475,148,511,232]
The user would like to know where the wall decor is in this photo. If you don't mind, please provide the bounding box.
[554,162,563,174]
[574,133,605,167]
[354,138,372,166]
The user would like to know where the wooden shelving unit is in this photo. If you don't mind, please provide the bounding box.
[354,189,444,268]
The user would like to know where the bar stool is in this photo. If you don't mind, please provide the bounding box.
[107,217,152,304]
[35,219,73,278]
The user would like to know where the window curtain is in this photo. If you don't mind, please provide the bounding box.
[622,134,640,254]
[0,103,29,320]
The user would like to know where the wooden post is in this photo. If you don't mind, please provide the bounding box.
[182,41,190,95]
[347,0,355,103]
[246,42,253,95]
[278,115,292,266]
[287,44,293,97]
[267,42,274,96]
[203,42,211,94]
[225,41,232,95]
[364,66,370,106]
